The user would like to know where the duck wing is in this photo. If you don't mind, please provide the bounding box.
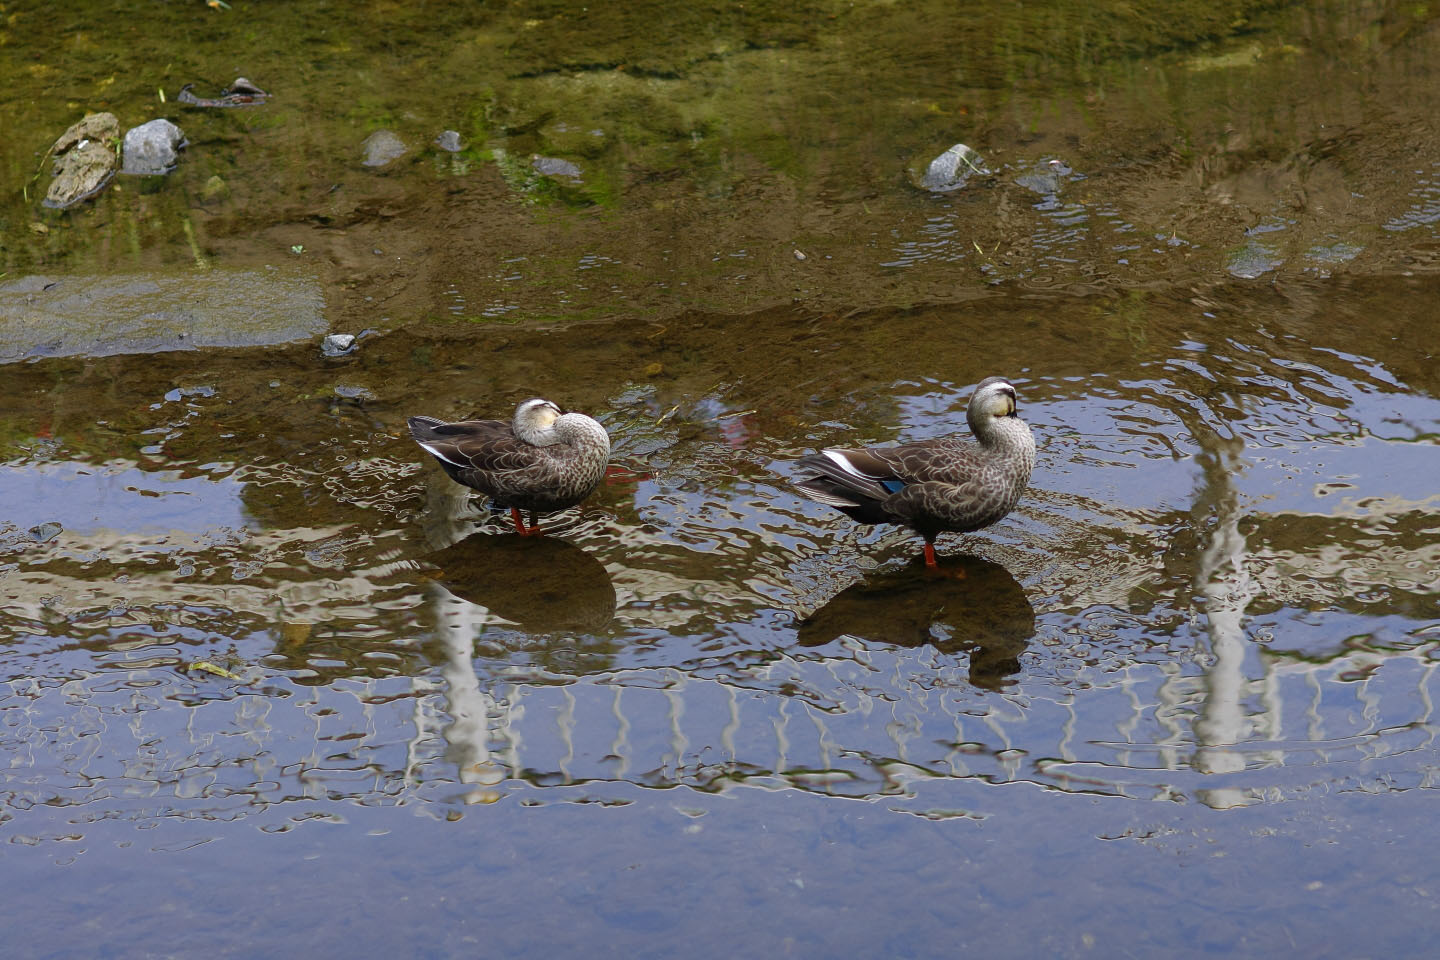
[407,416,557,498]
[796,447,901,506]
[799,439,978,496]
[871,438,988,487]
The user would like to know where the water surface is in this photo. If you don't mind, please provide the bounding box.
[3,1,1440,956]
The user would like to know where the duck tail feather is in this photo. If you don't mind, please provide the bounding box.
[795,450,893,503]
[407,416,446,441]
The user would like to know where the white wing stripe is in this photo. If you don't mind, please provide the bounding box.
[418,440,467,468]
[823,449,876,480]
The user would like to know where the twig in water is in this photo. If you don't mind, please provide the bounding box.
[705,409,755,423]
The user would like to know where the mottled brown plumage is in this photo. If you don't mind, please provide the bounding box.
[793,377,1035,566]
[408,398,610,535]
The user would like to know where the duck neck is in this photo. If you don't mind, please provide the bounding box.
[553,413,611,455]
[514,420,557,446]
[971,412,1031,452]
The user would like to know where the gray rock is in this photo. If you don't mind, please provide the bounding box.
[1015,158,1074,196]
[322,333,357,357]
[28,522,63,544]
[121,119,187,175]
[333,383,374,400]
[1226,240,1285,279]
[0,270,326,363]
[361,130,408,167]
[531,155,583,181]
[919,143,987,192]
[435,130,463,153]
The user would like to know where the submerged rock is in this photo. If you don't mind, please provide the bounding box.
[51,112,119,155]
[333,383,374,401]
[321,333,357,357]
[121,119,187,175]
[200,175,230,203]
[28,522,63,544]
[916,143,987,193]
[434,130,463,153]
[531,155,583,181]
[1227,219,1289,279]
[43,113,120,209]
[362,130,408,167]
[1226,240,1285,279]
[0,270,326,363]
[1015,158,1075,196]
[177,77,271,108]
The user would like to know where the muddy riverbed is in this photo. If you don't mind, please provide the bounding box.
[3,1,1440,956]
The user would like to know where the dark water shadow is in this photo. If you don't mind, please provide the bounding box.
[797,554,1035,690]
[427,533,617,635]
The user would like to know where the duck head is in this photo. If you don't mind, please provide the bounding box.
[513,397,564,446]
[966,377,1019,436]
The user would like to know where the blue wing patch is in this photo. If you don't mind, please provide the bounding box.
[880,478,908,494]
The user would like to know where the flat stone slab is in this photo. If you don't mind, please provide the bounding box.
[0,270,326,363]
[44,112,121,209]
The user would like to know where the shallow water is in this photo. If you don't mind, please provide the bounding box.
[3,1,1440,956]
[4,279,1438,954]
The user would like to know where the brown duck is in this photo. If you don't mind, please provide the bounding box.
[408,398,611,535]
[792,377,1035,566]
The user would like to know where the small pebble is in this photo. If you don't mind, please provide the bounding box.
[28,521,63,544]
[531,155,583,180]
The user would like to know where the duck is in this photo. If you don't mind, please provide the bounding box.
[408,398,611,536]
[792,376,1035,567]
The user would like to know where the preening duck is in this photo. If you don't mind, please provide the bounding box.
[792,376,1035,566]
[408,398,611,535]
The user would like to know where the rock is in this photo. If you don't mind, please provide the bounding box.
[321,333,357,357]
[45,141,117,209]
[177,77,271,108]
[333,383,374,401]
[0,270,326,363]
[1014,158,1075,196]
[201,175,230,202]
[361,130,408,167]
[434,130,463,153]
[121,119,187,175]
[28,521,63,544]
[52,112,120,154]
[43,113,120,209]
[917,143,987,193]
[531,155,583,181]
[1226,239,1284,279]
[225,77,269,101]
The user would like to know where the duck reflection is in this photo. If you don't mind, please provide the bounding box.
[427,533,617,635]
[797,554,1035,690]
